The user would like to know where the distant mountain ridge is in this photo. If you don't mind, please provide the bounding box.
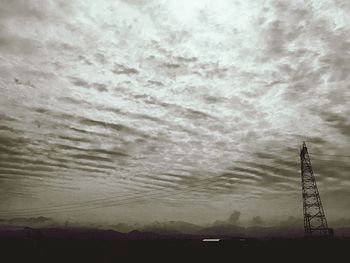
[2,225,349,240]
[1,215,350,239]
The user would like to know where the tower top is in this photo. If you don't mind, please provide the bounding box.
[300,141,308,157]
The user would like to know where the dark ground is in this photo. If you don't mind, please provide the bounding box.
[1,236,349,262]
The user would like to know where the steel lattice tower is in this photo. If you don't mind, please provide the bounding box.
[300,141,332,238]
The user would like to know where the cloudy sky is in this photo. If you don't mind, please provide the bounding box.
[0,0,349,226]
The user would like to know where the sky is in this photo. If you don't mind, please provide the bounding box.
[0,0,349,227]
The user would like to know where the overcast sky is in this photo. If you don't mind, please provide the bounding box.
[0,0,349,226]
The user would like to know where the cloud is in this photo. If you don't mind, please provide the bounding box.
[0,0,45,21]
[278,216,302,227]
[0,0,349,225]
[68,77,108,92]
[321,112,350,137]
[211,210,242,227]
[120,0,147,6]
[251,216,264,226]
[228,211,241,225]
[0,30,38,55]
[0,216,55,228]
[330,218,350,228]
[141,221,201,235]
[112,64,139,75]
[0,0,76,56]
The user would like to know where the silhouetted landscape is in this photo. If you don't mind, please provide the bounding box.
[1,213,350,261]
[2,212,350,261]
[1,225,350,262]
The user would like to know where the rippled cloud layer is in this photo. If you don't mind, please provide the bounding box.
[0,0,349,225]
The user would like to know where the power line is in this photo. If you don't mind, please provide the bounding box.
[309,153,350,158]
[0,162,298,217]
[0,159,298,214]
[1,159,349,217]
[0,155,348,217]
[0,174,231,217]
